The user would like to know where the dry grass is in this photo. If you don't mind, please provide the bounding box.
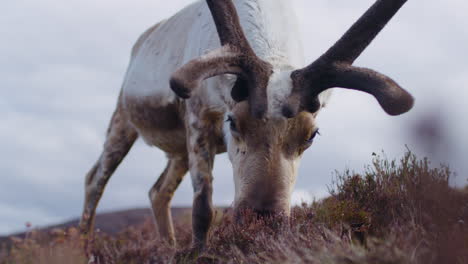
[1,151,467,264]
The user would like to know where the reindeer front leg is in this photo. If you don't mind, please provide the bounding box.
[185,104,221,249]
[190,167,214,249]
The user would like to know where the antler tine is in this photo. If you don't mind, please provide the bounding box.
[318,0,407,64]
[206,0,255,55]
[284,0,413,118]
[206,0,273,118]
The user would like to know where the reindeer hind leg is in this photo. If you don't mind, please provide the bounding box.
[79,106,138,235]
[149,155,188,246]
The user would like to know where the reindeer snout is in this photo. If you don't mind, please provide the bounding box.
[234,196,290,222]
[233,203,290,230]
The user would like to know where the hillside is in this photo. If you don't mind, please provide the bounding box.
[0,208,193,245]
[1,152,467,263]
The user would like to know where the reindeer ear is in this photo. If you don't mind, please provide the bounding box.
[231,77,249,102]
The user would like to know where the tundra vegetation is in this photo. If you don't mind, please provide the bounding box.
[2,152,467,263]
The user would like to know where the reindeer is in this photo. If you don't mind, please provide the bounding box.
[79,0,413,249]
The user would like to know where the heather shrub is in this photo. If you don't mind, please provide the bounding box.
[1,227,87,264]
[1,151,466,263]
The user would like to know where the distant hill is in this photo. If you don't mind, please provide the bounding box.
[0,207,192,244]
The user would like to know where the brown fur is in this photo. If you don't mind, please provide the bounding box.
[80,99,138,235]
[124,96,187,155]
[228,102,316,215]
[149,156,188,246]
[231,102,314,158]
[184,96,226,247]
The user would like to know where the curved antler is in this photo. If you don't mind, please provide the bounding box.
[205,0,255,55]
[170,0,273,118]
[282,0,414,118]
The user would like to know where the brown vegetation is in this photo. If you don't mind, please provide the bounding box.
[1,151,467,263]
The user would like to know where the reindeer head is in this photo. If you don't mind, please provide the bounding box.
[171,0,413,218]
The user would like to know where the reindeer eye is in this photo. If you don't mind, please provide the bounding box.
[306,129,320,143]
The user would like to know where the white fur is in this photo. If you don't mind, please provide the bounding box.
[267,69,295,116]
[121,0,317,115]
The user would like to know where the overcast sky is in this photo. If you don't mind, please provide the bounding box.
[1,0,467,235]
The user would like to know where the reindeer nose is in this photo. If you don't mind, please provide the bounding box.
[233,205,289,229]
[234,199,289,222]
[253,208,276,218]
[247,209,282,218]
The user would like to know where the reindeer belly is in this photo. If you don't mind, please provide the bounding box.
[123,95,187,155]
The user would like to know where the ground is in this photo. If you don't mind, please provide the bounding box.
[1,152,467,264]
